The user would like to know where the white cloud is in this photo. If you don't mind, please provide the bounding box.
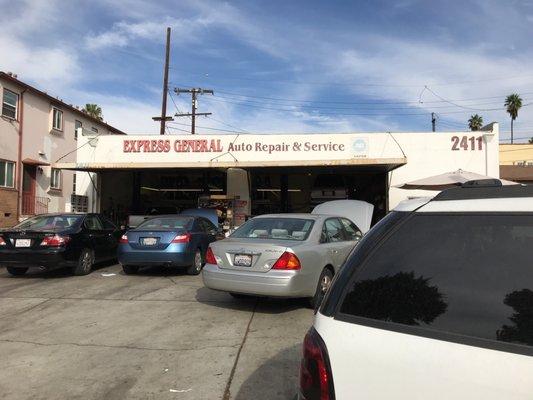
[0,0,82,92]
[2,0,533,139]
[0,37,80,91]
[69,91,165,134]
[85,17,212,51]
[325,35,533,137]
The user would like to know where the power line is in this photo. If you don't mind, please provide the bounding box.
[215,89,533,105]
[205,115,251,134]
[202,96,512,116]
[167,125,194,134]
[168,90,189,118]
[168,121,246,134]
[174,87,214,134]
[169,71,533,88]
[420,86,504,112]
[212,94,508,110]
[499,136,533,142]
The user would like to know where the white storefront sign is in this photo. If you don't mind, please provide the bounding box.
[75,133,404,167]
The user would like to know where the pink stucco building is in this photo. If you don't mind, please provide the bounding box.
[0,71,125,227]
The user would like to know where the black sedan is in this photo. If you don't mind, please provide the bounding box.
[0,213,122,276]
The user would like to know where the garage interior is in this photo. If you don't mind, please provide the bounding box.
[96,163,402,228]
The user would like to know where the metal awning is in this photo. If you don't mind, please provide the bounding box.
[53,157,407,172]
[23,158,50,166]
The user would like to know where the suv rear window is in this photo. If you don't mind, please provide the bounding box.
[338,213,533,349]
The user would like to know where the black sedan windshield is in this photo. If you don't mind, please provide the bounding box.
[15,215,84,231]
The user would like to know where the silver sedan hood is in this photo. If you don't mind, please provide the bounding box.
[312,200,374,233]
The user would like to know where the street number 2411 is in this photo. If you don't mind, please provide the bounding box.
[451,136,483,151]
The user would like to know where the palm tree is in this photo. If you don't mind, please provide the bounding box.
[468,114,483,131]
[83,104,103,121]
[505,94,522,144]
[529,137,533,144]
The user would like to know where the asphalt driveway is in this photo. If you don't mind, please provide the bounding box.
[0,264,313,400]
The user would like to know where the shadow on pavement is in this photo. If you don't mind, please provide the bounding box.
[233,344,301,400]
[195,286,311,314]
[0,259,117,280]
[118,265,190,277]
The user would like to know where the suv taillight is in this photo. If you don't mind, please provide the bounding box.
[272,251,301,270]
[205,247,217,265]
[40,235,71,247]
[300,327,335,400]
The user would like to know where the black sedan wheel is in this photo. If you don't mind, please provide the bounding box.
[73,249,94,276]
[6,267,28,276]
[186,249,204,275]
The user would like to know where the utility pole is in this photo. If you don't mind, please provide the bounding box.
[174,88,214,134]
[431,112,436,132]
[152,27,173,134]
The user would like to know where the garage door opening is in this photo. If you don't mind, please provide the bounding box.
[97,165,393,228]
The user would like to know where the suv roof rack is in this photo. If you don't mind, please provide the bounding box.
[433,180,532,201]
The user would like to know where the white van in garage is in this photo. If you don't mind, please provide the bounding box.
[299,181,533,400]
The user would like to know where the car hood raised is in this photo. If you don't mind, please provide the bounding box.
[312,200,374,233]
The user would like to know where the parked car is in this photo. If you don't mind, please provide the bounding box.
[300,181,533,400]
[202,200,372,306]
[117,215,218,275]
[0,213,122,276]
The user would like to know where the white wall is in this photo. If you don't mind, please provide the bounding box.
[388,124,499,208]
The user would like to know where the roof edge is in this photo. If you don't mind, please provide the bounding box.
[0,71,126,135]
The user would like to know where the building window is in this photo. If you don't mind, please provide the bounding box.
[72,173,76,193]
[75,120,82,141]
[51,168,61,190]
[91,127,98,133]
[0,160,15,188]
[52,108,63,131]
[2,89,18,119]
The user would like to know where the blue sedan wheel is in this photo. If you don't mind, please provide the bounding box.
[186,249,203,276]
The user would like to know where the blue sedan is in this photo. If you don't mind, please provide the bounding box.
[117,215,218,275]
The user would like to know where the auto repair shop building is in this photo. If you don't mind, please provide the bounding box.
[57,123,500,227]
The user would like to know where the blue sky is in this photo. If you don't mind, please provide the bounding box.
[1,0,533,141]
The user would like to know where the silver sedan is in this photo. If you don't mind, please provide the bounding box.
[202,213,363,306]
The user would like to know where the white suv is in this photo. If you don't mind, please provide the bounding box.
[299,181,533,400]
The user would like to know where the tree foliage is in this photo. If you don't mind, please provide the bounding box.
[468,114,483,131]
[83,103,103,121]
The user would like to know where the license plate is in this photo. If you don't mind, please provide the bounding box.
[141,237,157,246]
[15,239,31,248]
[234,254,252,267]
